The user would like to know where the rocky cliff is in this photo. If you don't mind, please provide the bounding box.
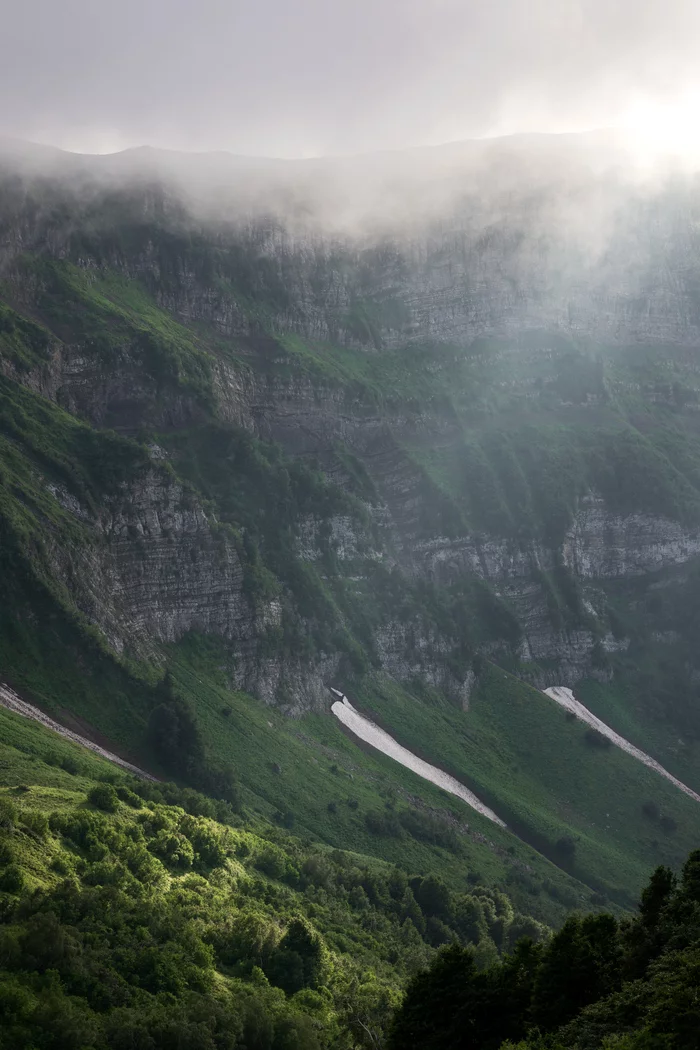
[3,140,700,719]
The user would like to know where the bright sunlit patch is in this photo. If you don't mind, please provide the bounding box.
[615,91,700,167]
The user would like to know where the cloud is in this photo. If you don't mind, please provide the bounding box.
[3,0,700,156]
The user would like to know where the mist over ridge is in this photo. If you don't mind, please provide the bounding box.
[4,128,700,352]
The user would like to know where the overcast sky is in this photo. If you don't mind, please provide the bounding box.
[3,0,700,157]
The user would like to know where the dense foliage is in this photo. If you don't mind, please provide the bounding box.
[389,850,700,1049]
[0,776,544,1050]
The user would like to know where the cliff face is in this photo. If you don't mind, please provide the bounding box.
[3,150,700,713]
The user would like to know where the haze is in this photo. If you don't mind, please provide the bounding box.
[3,0,700,159]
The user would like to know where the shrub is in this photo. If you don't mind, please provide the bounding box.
[256,845,288,880]
[0,797,18,831]
[554,835,577,862]
[584,728,611,748]
[150,830,195,870]
[116,785,142,808]
[365,810,402,837]
[398,809,459,852]
[21,810,49,839]
[642,800,660,821]
[87,784,119,813]
[49,855,73,876]
[0,863,24,894]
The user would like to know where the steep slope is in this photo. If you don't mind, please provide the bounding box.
[2,141,700,914]
[0,706,549,1049]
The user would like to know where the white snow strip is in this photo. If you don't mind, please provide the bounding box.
[544,686,700,804]
[0,682,157,781]
[331,693,506,827]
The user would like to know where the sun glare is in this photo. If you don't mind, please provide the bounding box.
[616,92,700,166]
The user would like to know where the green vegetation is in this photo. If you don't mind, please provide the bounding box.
[347,668,700,909]
[0,302,53,372]
[1,264,700,929]
[389,849,700,1050]
[4,171,700,1048]
[0,711,546,1050]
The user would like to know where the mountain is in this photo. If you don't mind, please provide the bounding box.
[2,132,700,935]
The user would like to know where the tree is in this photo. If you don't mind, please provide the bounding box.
[411,875,453,923]
[147,692,203,775]
[531,914,621,1032]
[388,944,479,1050]
[88,783,119,813]
[268,918,328,995]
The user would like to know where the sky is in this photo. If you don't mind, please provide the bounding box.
[3,0,700,157]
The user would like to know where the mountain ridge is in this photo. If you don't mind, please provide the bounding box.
[2,143,700,915]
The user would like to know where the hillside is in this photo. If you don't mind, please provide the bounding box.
[0,705,544,1048]
[389,848,700,1050]
[2,136,700,932]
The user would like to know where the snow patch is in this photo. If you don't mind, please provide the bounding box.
[543,686,700,804]
[330,692,505,827]
[0,683,157,781]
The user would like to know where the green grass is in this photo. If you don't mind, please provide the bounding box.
[151,642,612,924]
[346,665,700,908]
[0,707,130,794]
[274,333,462,408]
[14,257,216,409]
[0,302,53,372]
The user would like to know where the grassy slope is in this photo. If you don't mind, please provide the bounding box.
[0,608,590,930]
[0,688,544,995]
[0,707,133,796]
[4,258,700,929]
[163,642,591,926]
[348,665,700,908]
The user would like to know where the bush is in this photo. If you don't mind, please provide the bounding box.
[21,810,49,838]
[554,836,577,862]
[0,863,24,894]
[49,855,73,876]
[365,810,402,837]
[398,809,459,852]
[642,800,660,821]
[116,786,142,808]
[584,728,611,749]
[150,830,195,870]
[88,784,119,813]
[0,797,18,831]
[256,846,288,880]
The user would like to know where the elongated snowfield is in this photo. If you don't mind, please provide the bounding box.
[330,692,506,826]
[544,686,700,804]
[0,682,157,781]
